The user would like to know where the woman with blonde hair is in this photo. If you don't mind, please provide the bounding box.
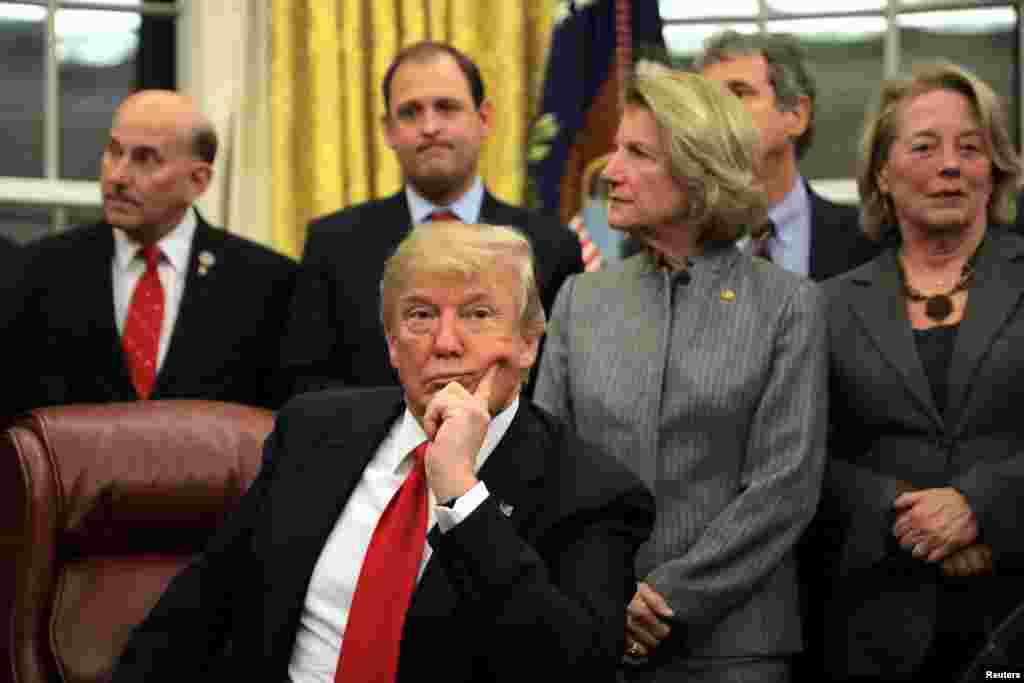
[818,60,1024,681]
[535,62,827,682]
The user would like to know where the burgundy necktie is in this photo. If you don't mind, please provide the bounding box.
[429,209,460,222]
[334,442,430,683]
[122,245,165,399]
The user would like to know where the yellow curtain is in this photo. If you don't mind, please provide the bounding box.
[270,1,554,259]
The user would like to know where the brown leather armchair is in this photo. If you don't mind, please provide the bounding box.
[0,400,274,683]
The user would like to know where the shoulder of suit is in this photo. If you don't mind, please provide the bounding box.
[278,386,403,433]
[821,248,887,297]
[21,221,105,263]
[483,195,577,244]
[734,253,825,312]
[0,234,18,255]
[202,222,297,271]
[526,403,649,508]
[306,192,405,236]
[809,190,861,232]
[550,255,648,306]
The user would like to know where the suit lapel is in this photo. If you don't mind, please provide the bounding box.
[152,215,217,397]
[945,230,1024,431]
[406,402,548,621]
[807,186,834,280]
[260,392,406,648]
[394,191,415,226]
[479,190,519,225]
[845,250,942,426]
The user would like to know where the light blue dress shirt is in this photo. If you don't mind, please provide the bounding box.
[405,176,485,225]
[765,177,812,277]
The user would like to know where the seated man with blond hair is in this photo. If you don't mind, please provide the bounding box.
[113,221,654,683]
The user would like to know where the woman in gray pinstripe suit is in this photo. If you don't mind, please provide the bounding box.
[534,63,828,683]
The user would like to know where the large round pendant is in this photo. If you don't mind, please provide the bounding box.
[925,294,954,321]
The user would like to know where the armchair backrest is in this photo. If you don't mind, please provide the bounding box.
[0,401,273,683]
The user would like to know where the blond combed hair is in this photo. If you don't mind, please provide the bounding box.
[858,60,1021,241]
[627,62,769,243]
[380,221,546,342]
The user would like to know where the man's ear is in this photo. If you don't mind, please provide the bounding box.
[517,331,540,372]
[382,114,398,151]
[786,94,811,139]
[190,162,213,199]
[386,332,400,370]
[477,99,495,137]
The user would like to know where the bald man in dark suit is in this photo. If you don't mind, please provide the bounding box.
[5,91,296,420]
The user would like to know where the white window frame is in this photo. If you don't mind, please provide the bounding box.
[661,0,1024,205]
[0,0,181,230]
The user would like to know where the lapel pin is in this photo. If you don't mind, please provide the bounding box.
[197,250,216,276]
[499,501,515,518]
[720,289,736,302]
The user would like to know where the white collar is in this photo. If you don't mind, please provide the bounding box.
[385,395,520,475]
[112,207,197,274]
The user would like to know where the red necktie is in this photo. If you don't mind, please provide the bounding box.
[334,442,430,683]
[122,245,165,399]
[429,209,460,222]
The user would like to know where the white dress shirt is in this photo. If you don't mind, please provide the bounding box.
[287,397,519,683]
[111,208,197,373]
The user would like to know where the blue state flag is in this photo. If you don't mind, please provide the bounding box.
[529,0,665,223]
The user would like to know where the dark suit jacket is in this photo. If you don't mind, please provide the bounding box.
[112,388,655,683]
[0,233,18,264]
[806,183,880,282]
[281,190,584,393]
[5,213,297,417]
[0,233,21,321]
[816,227,1024,678]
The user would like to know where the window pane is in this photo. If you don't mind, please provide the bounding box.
[664,23,759,67]
[58,8,142,180]
[61,0,140,5]
[0,204,104,244]
[766,0,883,12]
[659,0,758,21]
[0,4,46,178]
[898,8,1018,148]
[898,0,1003,6]
[765,17,888,180]
[0,205,50,243]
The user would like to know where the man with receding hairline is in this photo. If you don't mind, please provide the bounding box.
[697,31,878,280]
[5,90,297,417]
[281,40,583,396]
[112,221,653,683]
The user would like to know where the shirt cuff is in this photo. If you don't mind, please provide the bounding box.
[435,481,490,534]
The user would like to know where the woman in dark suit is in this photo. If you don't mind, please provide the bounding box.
[819,61,1024,682]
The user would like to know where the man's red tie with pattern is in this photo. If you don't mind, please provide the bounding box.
[429,209,460,222]
[334,442,430,683]
[122,245,165,399]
